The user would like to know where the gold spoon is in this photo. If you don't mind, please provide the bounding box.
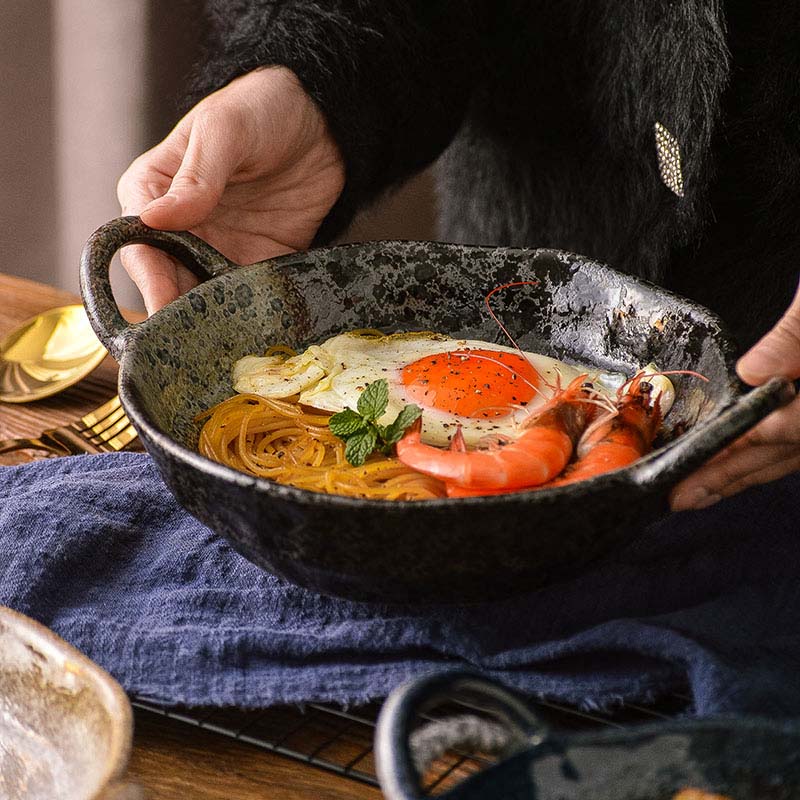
[0,305,107,403]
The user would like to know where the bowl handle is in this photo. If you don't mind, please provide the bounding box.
[79,216,235,361]
[375,671,549,800]
[632,376,793,489]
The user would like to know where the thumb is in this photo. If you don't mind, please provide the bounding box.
[140,118,242,230]
[737,279,800,385]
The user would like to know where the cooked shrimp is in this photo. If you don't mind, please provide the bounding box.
[549,367,675,487]
[446,366,675,497]
[396,374,596,490]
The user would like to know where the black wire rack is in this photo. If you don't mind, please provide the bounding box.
[132,689,691,793]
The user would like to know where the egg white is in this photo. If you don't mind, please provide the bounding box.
[233,331,597,447]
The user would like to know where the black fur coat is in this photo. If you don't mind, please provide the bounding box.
[190,1,800,348]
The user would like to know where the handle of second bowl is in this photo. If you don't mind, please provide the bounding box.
[375,671,548,800]
[632,376,794,490]
[79,216,235,361]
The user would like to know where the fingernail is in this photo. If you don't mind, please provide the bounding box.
[673,487,722,511]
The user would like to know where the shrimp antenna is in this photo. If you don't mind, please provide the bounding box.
[651,369,709,382]
[580,394,618,416]
[484,280,539,360]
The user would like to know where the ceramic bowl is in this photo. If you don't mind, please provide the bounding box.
[80,217,788,602]
[0,606,139,800]
[376,671,800,799]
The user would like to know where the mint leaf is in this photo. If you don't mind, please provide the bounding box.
[344,428,378,467]
[328,380,423,465]
[383,404,423,446]
[357,379,389,421]
[328,408,368,437]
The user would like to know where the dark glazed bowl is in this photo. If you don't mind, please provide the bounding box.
[376,671,800,800]
[80,217,788,603]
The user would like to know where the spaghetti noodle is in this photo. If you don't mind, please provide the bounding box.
[196,393,447,501]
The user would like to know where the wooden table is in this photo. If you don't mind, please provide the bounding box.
[0,273,382,800]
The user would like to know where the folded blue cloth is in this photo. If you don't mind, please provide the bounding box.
[1,452,798,715]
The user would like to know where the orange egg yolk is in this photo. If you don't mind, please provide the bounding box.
[400,349,541,418]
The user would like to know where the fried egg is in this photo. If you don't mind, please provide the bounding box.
[233,331,602,447]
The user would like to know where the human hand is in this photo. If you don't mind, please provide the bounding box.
[117,67,345,314]
[671,280,800,510]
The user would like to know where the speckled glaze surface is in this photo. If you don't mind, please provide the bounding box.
[80,218,788,602]
[377,672,800,799]
[0,606,138,800]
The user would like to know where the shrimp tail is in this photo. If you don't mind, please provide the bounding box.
[396,374,595,491]
[450,425,467,453]
[447,370,672,496]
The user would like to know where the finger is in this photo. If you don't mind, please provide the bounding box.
[117,141,185,217]
[671,445,800,511]
[702,394,800,465]
[119,244,198,315]
[116,123,203,313]
[140,110,245,231]
[737,277,800,384]
[119,158,194,314]
[671,441,800,511]
[690,441,800,493]
[670,393,800,510]
[718,449,800,497]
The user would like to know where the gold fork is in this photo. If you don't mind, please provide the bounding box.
[0,396,138,456]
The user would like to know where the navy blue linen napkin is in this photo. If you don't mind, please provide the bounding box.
[1,452,798,715]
